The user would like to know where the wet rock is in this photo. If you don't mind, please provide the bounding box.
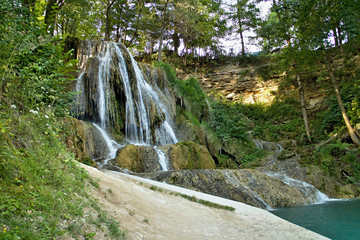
[252,139,283,156]
[115,145,162,173]
[254,154,360,199]
[141,169,317,209]
[65,118,113,160]
[159,141,216,170]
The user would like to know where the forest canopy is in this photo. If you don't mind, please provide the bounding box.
[1,0,359,58]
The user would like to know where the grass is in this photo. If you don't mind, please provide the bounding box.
[0,105,126,239]
[149,185,235,212]
[178,194,236,211]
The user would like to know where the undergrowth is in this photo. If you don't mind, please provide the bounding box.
[0,104,126,239]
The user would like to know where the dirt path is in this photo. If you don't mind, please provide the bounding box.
[82,164,329,240]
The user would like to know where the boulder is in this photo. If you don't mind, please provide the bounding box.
[159,141,216,170]
[115,145,162,172]
[65,118,111,161]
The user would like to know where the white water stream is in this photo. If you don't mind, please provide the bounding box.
[93,123,123,166]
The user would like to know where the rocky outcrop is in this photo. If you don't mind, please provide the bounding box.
[65,118,123,162]
[159,141,216,170]
[196,63,280,104]
[141,169,321,209]
[114,141,215,173]
[254,154,360,199]
[115,145,162,172]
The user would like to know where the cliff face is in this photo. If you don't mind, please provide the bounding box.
[200,64,279,104]
[191,61,325,113]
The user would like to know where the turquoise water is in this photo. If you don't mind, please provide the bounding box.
[270,199,360,239]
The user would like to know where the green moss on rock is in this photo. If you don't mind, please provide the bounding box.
[161,141,216,170]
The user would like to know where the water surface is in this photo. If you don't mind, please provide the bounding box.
[270,199,360,240]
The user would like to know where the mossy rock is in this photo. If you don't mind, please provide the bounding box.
[160,141,216,170]
[115,145,161,172]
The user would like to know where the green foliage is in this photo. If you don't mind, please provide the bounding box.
[0,2,76,116]
[0,3,125,237]
[0,106,125,239]
[314,141,360,183]
[210,101,248,143]
[236,98,302,142]
[156,62,209,121]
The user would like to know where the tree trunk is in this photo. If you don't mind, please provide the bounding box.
[158,0,169,62]
[105,8,110,41]
[173,32,180,56]
[105,0,116,41]
[126,0,144,47]
[333,28,339,46]
[293,59,311,142]
[325,59,360,146]
[239,29,245,56]
[115,22,121,42]
[44,0,65,35]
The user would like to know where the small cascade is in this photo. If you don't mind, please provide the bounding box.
[265,171,330,204]
[93,123,123,166]
[154,146,169,171]
[74,72,85,118]
[253,139,282,155]
[205,98,212,111]
[74,41,178,170]
[243,186,272,210]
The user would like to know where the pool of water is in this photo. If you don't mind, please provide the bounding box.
[270,199,360,240]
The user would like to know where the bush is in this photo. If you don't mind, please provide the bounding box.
[210,101,248,143]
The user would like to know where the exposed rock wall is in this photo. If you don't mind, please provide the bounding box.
[197,63,280,104]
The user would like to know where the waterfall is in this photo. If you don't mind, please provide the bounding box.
[97,44,112,129]
[93,123,123,166]
[265,172,330,204]
[124,47,178,145]
[113,45,139,143]
[154,146,169,171]
[74,41,178,170]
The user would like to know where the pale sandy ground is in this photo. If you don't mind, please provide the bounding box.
[82,164,329,240]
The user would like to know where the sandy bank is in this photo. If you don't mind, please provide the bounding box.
[82,164,329,240]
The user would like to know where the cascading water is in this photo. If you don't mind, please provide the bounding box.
[93,123,123,166]
[265,171,330,204]
[74,41,177,170]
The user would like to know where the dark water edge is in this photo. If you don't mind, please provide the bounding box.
[270,199,360,240]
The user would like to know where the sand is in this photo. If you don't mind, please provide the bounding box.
[82,164,329,240]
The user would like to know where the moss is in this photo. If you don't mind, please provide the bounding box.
[115,145,143,172]
[168,142,216,170]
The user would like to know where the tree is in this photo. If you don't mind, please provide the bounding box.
[298,0,360,145]
[44,0,66,35]
[257,0,312,142]
[104,0,117,41]
[227,0,259,56]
